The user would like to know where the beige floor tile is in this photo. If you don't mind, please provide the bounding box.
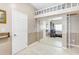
[16,37,79,55]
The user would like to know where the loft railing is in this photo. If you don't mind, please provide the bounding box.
[35,3,79,15]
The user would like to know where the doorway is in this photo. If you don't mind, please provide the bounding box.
[39,16,64,48]
[68,14,79,48]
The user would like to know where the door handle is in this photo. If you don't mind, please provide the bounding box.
[14,34,16,36]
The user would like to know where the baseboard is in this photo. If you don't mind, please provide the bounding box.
[70,44,79,48]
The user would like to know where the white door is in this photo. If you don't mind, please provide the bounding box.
[12,9,28,54]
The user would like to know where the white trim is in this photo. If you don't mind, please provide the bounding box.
[67,14,71,48]
[70,44,79,48]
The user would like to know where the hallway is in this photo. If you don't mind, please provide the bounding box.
[0,3,79,55]
[16,38,79,55]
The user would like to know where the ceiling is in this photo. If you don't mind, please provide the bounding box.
[31,3,60,10]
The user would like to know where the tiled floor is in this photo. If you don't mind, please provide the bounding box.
[16,37,79,55]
